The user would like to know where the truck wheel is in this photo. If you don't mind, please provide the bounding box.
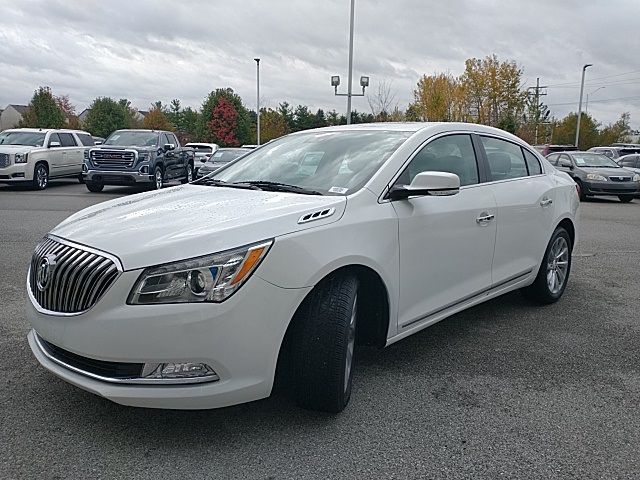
[77,173,85,184]
[181,164,193,184]
[618,195,634,203]
[522,226,572,304]
[291,273,359,413]
[153,166,164,190]
[86,182,104,193]
[32,163,49,190]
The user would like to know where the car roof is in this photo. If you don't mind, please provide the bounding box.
[185,142,218,146]
[3,127,91,134]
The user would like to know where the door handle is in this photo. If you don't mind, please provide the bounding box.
[476,213,495,224]
[540,198,553,207]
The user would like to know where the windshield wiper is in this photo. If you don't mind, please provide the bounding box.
[241,181,323,195]
[195,178,261,190]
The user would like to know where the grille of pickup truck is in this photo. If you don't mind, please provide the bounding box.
[0,153,10,168]
[90,149,136,168]
[29,236,120,314]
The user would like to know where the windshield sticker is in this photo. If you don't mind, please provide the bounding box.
[575,158,586,166]
[329,186,348,194]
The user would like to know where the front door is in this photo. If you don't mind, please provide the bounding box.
[391,133,497,329]
[46,133,64,176]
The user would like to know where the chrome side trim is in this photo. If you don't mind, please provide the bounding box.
[33,332,220,385]
[401,268,534,329]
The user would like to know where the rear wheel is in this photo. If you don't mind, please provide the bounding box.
[32,163,49,190]
[181,163,193,184]
[291,273,359,413]
[522,227,572,304]
[85,182,104,193]
[618,195,634,203]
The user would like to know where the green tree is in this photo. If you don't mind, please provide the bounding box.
[118,99,142,128]
[553,112,600,149]
[19,86,65,128]
[259,108,289,142]
[84,97,128,138]
[599,112,631,145]
[143,105,174,131]
[277,102,295,131]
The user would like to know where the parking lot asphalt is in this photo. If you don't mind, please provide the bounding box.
[1,180,639,480]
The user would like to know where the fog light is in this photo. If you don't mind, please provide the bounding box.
[82,163,88,173]
[147,362,217,380]
[13,173,25,178]
[139,165,149,174]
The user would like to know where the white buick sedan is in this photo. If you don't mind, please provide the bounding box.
[26,123,579,413]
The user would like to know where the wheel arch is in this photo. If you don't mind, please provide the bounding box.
[556,217,576,247]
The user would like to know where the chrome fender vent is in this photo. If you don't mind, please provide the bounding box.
[298,207,336,224]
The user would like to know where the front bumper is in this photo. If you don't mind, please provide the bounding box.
[0,164,30,182]
[83,169,153,185]
[27,270,311,409]
[583,181,639,196]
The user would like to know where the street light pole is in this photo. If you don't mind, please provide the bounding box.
[346,0,355,124]
[254,58,260,146]
[575,63,592,148]
[585,86,605,114]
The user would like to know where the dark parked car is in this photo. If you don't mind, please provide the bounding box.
[534,144,578,156]
[195,147,251,178]
[83,129,195,192]
[546,151,639,202]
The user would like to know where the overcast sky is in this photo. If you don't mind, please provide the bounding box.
[1,0,639,128]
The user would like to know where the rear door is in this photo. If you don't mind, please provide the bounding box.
[391,133,497,329]
[478,135,556,284]
[58,132,83,174]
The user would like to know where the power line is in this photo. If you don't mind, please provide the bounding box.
[546,95,640,107]
[545,68,640,87]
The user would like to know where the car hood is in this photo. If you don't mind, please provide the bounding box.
[50,185,346,270]
[0,145,39,154]
[581,167,635,177]
[92,146,155,153]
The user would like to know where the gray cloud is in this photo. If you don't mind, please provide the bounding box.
[1,0,638,128]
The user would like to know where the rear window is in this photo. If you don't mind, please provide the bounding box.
[58,133,77,147]
[188,145,214,153]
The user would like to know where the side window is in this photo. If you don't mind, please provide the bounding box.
[523,148,542,175]
[162,133,173,146]
[76,133,94,146]
[398,134,479,186]
[48,133,61,147]
[58,133,77,147]
[558,154,573,167]
[170,134,179,147]
[546,153,559,165]
[480,136,528,181]
[603,150,614,158]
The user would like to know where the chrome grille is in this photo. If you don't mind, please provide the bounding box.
[29,237,120,314]
[0,153,10,168]
[609,176,631,182]
[90,149,136,168]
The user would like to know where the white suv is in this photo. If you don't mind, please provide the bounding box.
[26,122,579,412]
[0,128,94,189]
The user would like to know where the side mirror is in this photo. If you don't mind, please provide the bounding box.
[388,171,460,200]
[163,143,175,152]
[559,159,573,169]
[49,141,61,148]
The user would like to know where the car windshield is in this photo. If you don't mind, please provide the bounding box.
[0,131,46,147]
[104,131,159,147]
[212,130,411,195]
[573,153,620,168]
[209,149,248,163]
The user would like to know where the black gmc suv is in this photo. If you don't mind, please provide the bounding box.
[83,129,195,192]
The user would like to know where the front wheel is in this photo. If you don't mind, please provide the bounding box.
[32,163,49,190]
[153,165,164,190]
[522,227,572,304]
[181,163,193,184]
[575,179,587,201]
[291,273,359,413]
[85,182,104,192]
[618,195,634,203]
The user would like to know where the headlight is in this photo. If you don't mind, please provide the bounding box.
[83,150,89,160]
[633,174,640,182]
[138,152,149,161]
[14,153,28,163]
[586,173,607,181]
[128,240,273,304]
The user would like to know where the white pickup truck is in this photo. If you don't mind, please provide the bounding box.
[0,128,94,190]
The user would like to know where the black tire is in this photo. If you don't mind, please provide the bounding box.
[575,179,587,201]
[181,163,193,184]
[152,165,164,190]
[32,163,49,190]
[77,173,85,184]
[85,182,104,193]
[522,227,572,304]
[291,273,359,413]
[618,195,634,203]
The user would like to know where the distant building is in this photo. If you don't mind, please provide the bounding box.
[0,104,28,131]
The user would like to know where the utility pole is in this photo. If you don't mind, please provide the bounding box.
[527,77,547,144]
[575,64,593,148]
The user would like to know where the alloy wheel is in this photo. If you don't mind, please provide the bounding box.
[546,236,569,294]
[36,165,48,189]
[155,169,163,189]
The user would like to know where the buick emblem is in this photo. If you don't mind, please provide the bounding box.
[36,253,57,291]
